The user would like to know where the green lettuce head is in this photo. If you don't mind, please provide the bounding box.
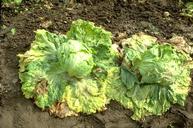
[108,33,193,120]
[58,39,94,78]
[18,19,117,117]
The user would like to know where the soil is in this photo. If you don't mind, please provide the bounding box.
[1,0,193,128]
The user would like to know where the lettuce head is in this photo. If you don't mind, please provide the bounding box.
[107,33,193,120]
[18,19,118,117]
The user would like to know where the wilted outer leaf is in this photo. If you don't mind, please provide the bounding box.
[18,30,68,103]
[63,78,108,114]
[106,67,133,109]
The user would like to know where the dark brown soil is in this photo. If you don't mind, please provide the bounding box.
[1,0,193,128]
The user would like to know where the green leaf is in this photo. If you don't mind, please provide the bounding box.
[120,67,139,90]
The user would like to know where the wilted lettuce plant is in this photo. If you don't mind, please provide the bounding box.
[108,33,193,120]
[18,19,118,117]
[18,19,193,120]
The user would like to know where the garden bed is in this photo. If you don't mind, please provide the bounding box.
[1,0,193,127]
